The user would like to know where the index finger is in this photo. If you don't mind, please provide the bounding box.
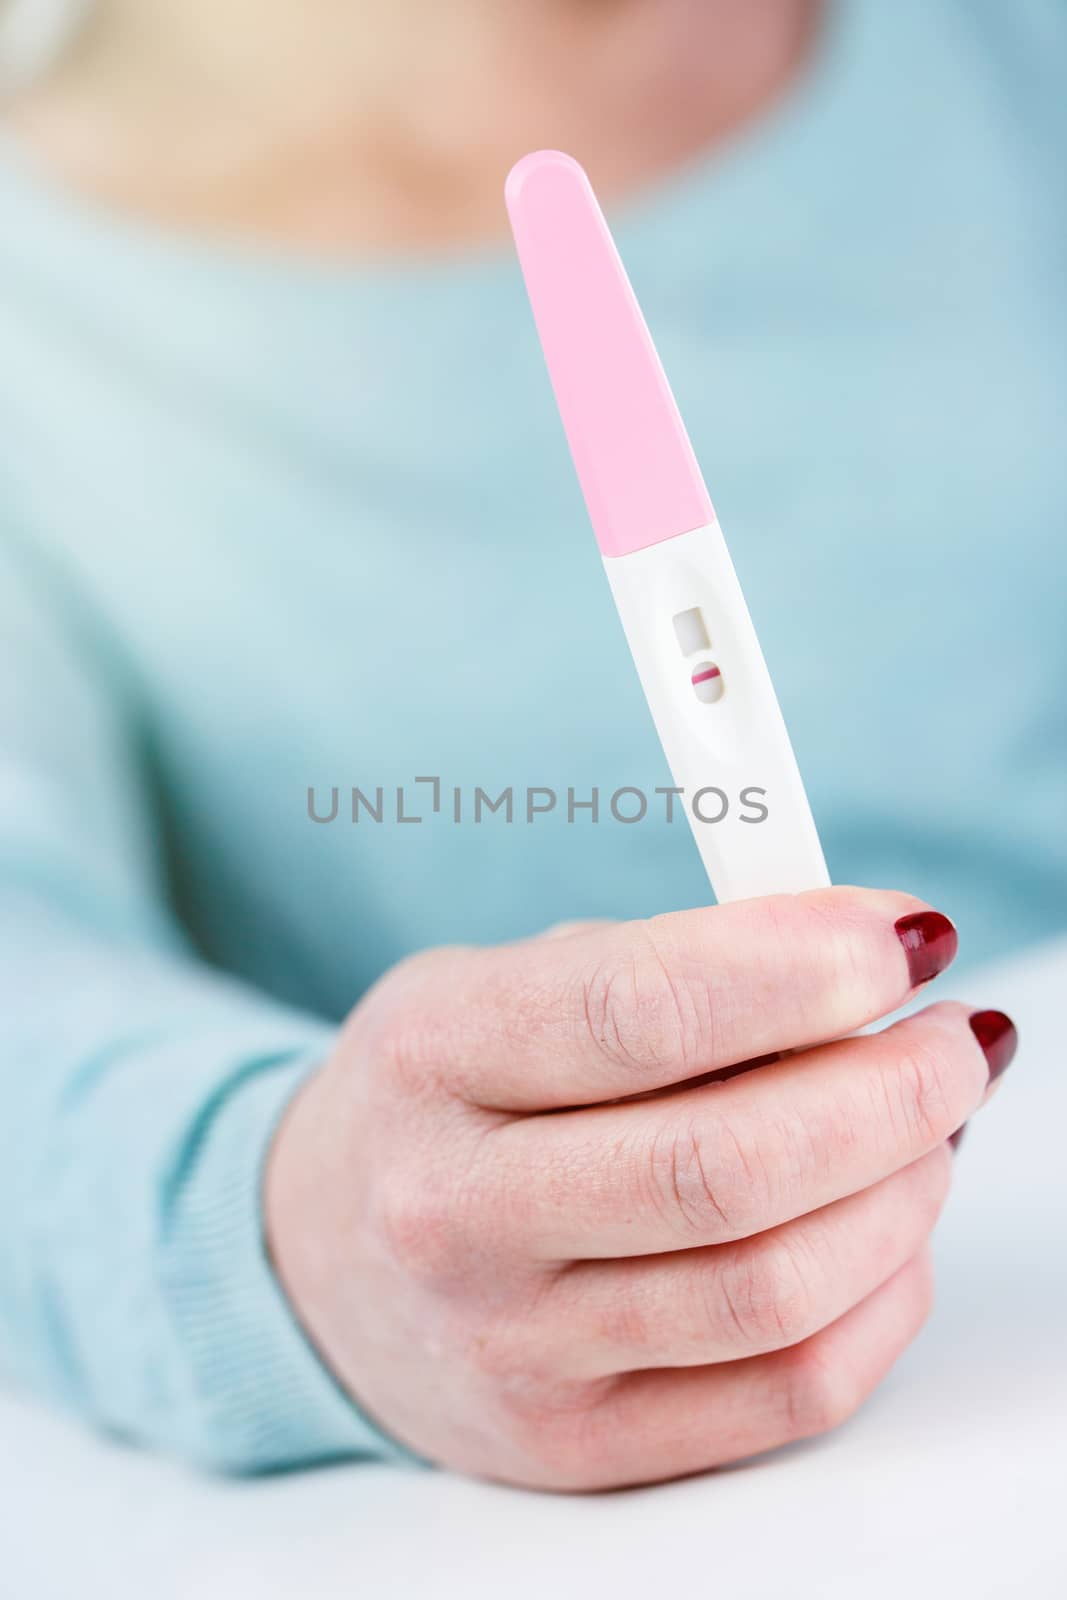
[418,888,957,1111]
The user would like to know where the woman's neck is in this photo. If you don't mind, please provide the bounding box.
[5,0,820,252]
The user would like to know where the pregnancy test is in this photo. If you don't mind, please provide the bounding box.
[505,150,829,902]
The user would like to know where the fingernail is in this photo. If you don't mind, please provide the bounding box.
[968,1010,1018,1084]
[948,1124,967,1152]
[895,910,959,987]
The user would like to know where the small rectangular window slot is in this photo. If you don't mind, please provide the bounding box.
[672,607,710,655]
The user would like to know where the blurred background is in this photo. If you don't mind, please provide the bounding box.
[1,0,1064,992]
[0,5,1065,1592]
[1,0,1065,1461]
[0,9,1062,1587]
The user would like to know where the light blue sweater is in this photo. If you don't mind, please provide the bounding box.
[1,0,1064,1470]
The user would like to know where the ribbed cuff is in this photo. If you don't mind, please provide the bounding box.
[159,1046,418,1473]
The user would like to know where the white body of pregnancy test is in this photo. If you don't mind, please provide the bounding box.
[505,150,830,902]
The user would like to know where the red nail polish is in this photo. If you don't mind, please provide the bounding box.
[895,911,959,987]
[969,1010,1018,1083]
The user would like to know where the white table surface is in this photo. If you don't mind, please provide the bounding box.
[6,938,1067,1600]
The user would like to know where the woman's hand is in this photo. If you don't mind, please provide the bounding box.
[265,887,1014,1490]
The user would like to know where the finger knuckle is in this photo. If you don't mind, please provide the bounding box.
[591,1281,654,1359]
[881,1033,958,1149]
[721,1236,816,1353]
[367,998,440,1096]
[645,1115,749,1243]
[501,1384,613,1491]
[467,1313,537,1385]
[373,1171,462,1284]
[364,948,475,1095]
[470,1274,578,1387]
[581,931,710,1080]
[784,1342,864,1438]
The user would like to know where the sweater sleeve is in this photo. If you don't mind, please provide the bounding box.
[0,525,405,1472]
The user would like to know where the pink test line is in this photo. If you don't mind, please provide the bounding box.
[505,150,714,560]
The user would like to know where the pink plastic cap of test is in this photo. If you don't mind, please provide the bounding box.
[505,150,714,559]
